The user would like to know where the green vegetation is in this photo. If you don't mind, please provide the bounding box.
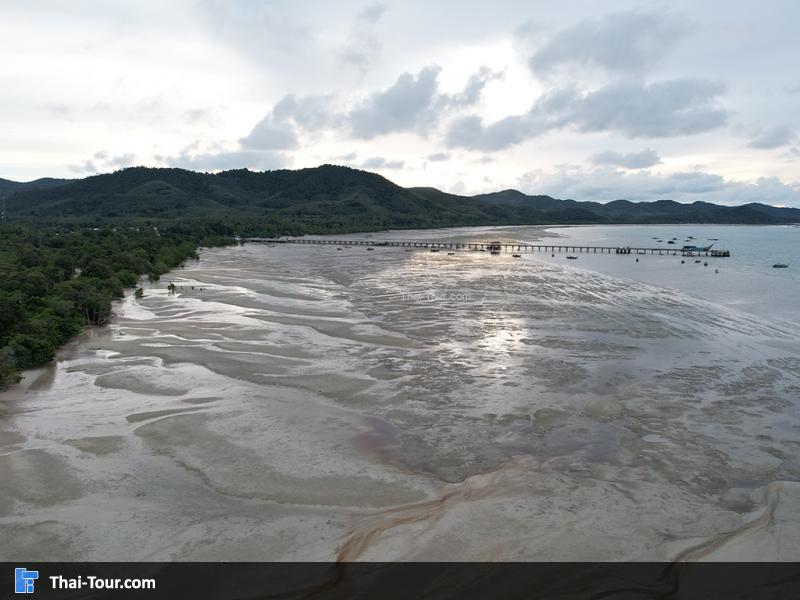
[0,223,235,388]
[6,165,800,227]
[1,163,798,389]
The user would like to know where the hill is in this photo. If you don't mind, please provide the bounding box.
[3,165,799,230]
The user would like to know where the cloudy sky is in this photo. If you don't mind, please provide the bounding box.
[2,0,799,205]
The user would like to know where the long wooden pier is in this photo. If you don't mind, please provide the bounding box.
[249,238,731,257]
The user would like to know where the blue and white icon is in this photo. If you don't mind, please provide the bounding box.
[15,568,39,594]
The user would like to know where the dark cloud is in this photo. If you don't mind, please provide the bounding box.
[591,148,661,169]
[445,78,727,151]
[445,114,534,151]
[529,9,691,76]
[747,126,797,149]
[362,156,404,169]
[348,66,441,138]
[555,79,728,137]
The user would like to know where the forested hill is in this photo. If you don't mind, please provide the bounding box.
[4,165,799,229]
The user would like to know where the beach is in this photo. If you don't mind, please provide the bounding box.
[2,224,800,561]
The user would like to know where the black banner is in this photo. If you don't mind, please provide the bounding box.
[3,562,800,599]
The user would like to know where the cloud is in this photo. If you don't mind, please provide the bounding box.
[362,156,404,169]
[67,151,137,174]
[529,9,691,76]
[340,3,389,74]
[445,78,727,151]
[442,67,504,108]
[348,65,442,138]
[591,148,662,169]
[272,94,338,130]
[554,79,728,137]
[427,152,450,162]
[518,166,800,206]
[445,114,534,151]
[747,126,797,149]
[165,148,286,172]
[239,115,298,150]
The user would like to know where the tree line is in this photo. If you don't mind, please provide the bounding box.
[0,222,236,388]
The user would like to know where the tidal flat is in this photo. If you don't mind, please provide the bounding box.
[2,225,800,561]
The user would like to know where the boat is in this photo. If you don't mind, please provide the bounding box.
[682,243,715,252]
[512,254,521,258]
[430,248,440,253]
[708,238,719,241]
[667,240,675,244]
[694,260,701,263]
[490,250,501,255]
[773,263,789,268]
[405,248,413,252]
[366,247,374,251]
[447,252,455,255]
[566,255,578,260]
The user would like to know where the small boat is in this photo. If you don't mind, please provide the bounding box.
[405,248,413,252]
[708,238,719,241]
[366,247,374,251]
[667,240,675,244]
[566,255,578,260]
[512,254,521,258]
[447,252,455,256]
[695,260,701,263]
[490,250,501,255]
[430,248,440,253]
[337,247,343,250]
[773,263,789,268]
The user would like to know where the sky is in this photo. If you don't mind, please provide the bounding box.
[2,0,799,206]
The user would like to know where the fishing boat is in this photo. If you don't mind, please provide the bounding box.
[773,263,789,268]
[447,252,455,255]
[366,247,374,251]
[566,255,578,260]
[512,254,521,258]
[430,248,440,253]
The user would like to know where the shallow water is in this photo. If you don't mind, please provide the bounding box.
[2,225,799,560]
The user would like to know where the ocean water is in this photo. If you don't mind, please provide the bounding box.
[541,224,800,324]
[1,224,799,561]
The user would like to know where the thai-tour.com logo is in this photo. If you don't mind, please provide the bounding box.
[14,567,156,594]
[14,568,38,594]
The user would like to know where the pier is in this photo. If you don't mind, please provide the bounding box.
[249,238,731,257]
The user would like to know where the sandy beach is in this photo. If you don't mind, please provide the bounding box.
[2,225,800,561]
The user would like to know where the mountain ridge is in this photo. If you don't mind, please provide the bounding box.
[3,165,799,229]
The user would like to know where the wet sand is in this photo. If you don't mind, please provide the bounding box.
[2,225,800,561]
